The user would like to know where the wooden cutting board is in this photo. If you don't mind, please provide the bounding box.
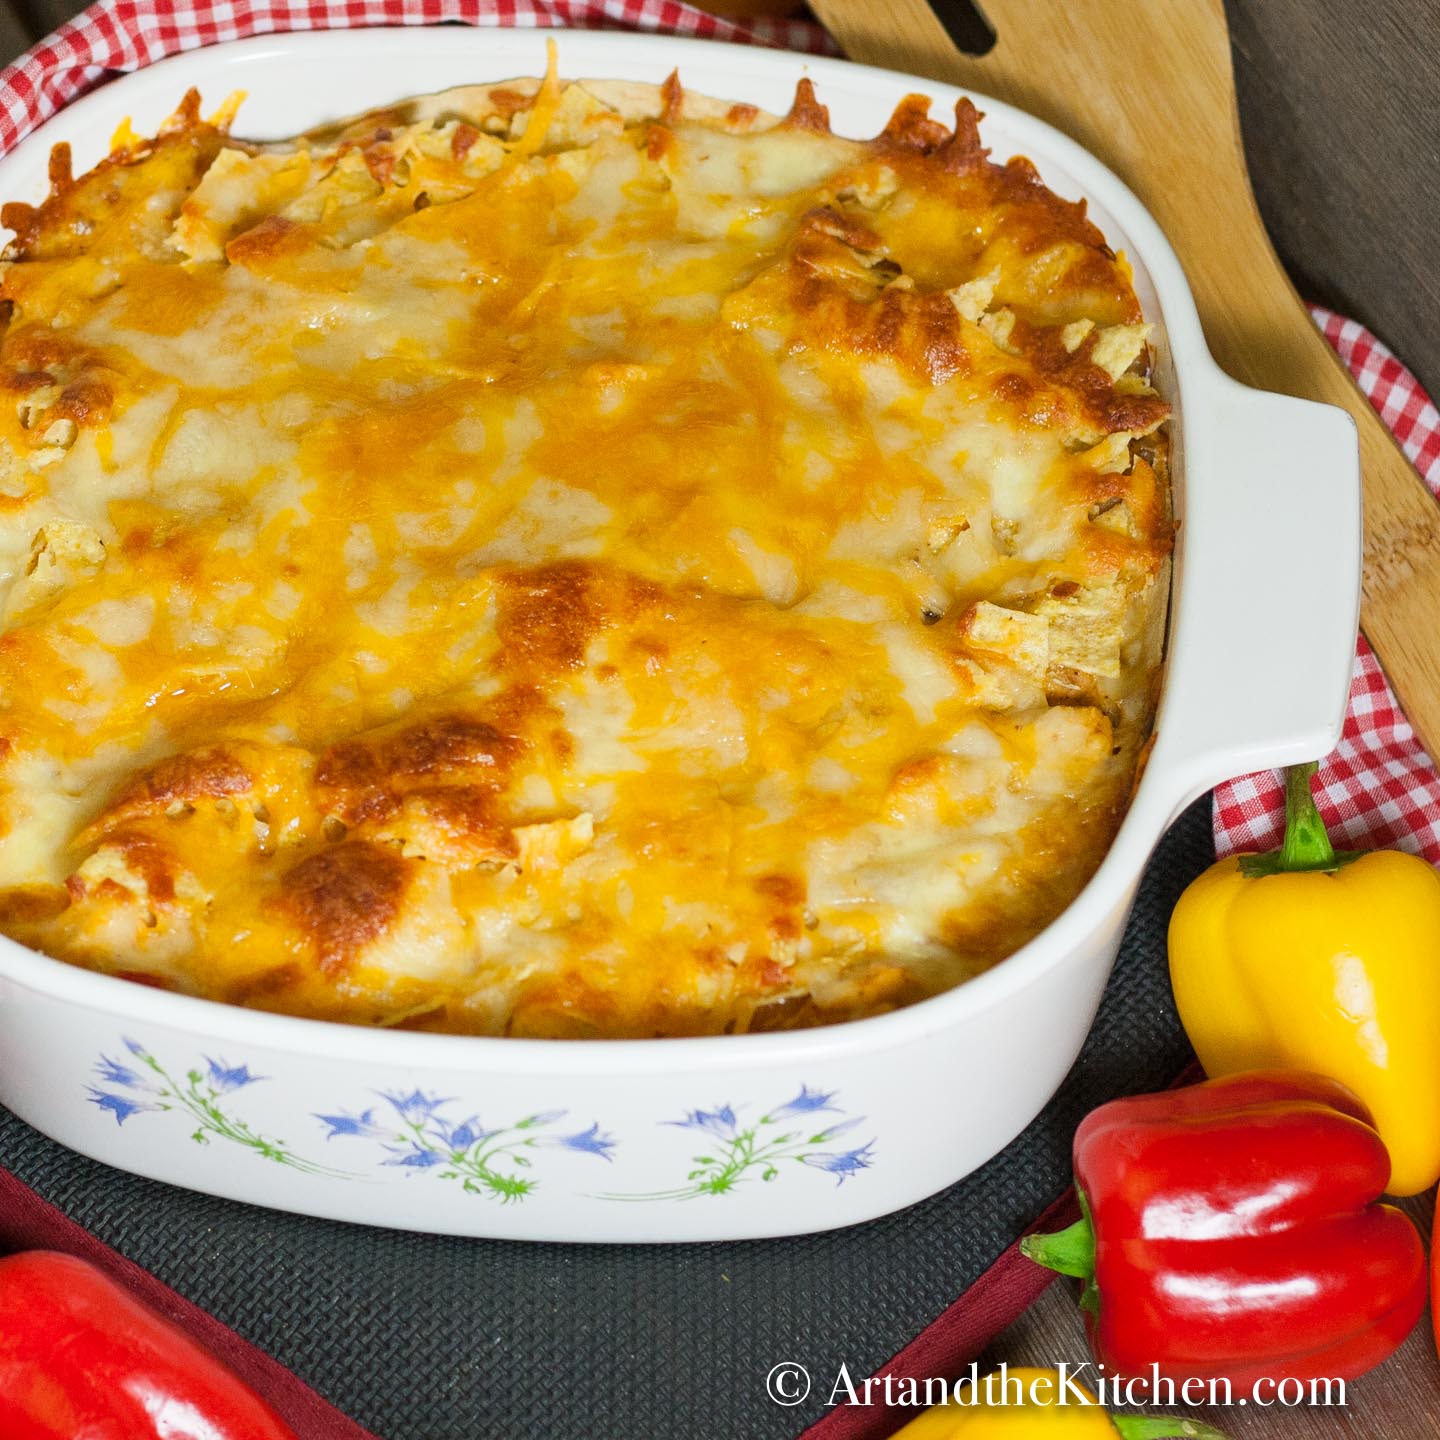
[808,0,1440,763]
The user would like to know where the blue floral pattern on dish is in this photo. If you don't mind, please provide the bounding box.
[85,1043,871,1206]
[601,1085,875,1200]
[87,1039,344,1176]
[314,1089,617,1202]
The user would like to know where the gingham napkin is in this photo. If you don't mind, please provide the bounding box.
[0,0,835,149]
[2,0,1436,866]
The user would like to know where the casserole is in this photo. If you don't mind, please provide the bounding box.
[0,28,1359,1241]
[0,57,1173,1039]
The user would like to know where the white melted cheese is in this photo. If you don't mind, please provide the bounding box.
[0,72,1169,1037]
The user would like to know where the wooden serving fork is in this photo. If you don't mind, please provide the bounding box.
[808,0,1440,761]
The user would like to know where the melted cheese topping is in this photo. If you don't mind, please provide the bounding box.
[0,67,1170,1038]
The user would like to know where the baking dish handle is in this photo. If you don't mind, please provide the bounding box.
[1150,371,1361,807]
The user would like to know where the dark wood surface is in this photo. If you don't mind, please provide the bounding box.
[0,2,1435,1435]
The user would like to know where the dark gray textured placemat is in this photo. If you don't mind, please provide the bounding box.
[0,798,1211,1440]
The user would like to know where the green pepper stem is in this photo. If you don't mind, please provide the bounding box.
[1019,1216,1094,1279]
[1020,1191,1101,1315]
[1237,762,1362,878]
[1112,1419,1231,1440]
[1278,761,1335,870]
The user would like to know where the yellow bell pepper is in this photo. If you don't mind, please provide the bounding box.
[1169,762,1440,1196]
[889,1366,1224,1437]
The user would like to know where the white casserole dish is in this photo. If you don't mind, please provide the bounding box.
[0,27,1360,1242]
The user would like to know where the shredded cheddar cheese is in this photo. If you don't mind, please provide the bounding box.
[0,67,1170,1037]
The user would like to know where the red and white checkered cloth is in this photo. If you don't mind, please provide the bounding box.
[2,1,1437,865]
[0,0,836,152]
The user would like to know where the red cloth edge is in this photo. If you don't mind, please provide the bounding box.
[798,1187,1080,1440]
[0,1166,381,1439]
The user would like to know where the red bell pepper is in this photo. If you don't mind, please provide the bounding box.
[0,1250,298,1440]
[1433,1205,1440,1366]
[1022,1071,1426,1388]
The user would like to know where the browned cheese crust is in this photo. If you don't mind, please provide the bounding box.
[0,60,1171,1036]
